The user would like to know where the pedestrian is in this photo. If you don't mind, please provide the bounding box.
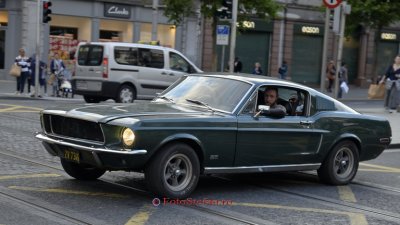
[338,62,348,99]
[29,55,47,98]
[379,55,400,112]
[15,48,31,95]
[234,57,242,73]
[50,52,65,97]
[252,62,263,75]
[278,60,288,80]
[326,60,336,92]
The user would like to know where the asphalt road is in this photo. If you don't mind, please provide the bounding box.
[0,96,399,225]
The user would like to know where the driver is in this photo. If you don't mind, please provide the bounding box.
[263,87,287,114]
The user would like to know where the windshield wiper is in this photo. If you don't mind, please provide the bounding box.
[156,96,175,103]
[185,98,215,113]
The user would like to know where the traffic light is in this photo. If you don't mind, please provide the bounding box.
[42,1,52,23]
[216,0,232,20]
[328,9,334,30]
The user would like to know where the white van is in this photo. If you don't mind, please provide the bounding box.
[72,42,202,103]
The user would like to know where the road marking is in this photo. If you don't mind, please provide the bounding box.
[0,104,42,112]
[383,149,400,153]
[0,173,60,180]
[8,186,128,198]
[337,186,357,203]
[233,202,368,225]
[360,163,400,173]
[125,205,155,225]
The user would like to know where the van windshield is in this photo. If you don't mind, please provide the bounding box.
[77,45,104,66]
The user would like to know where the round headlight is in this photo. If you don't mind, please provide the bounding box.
[122,128,135,147]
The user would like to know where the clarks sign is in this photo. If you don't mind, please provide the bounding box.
[104,3,131,19]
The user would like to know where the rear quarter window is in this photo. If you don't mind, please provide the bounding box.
[138,48,164,69]
[311,95,358,115]
[114,47,138,66]
[77,45,103,66]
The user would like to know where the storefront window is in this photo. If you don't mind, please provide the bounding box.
[50,26,78,39]
[100,19,132,42]
[139,23,175,48]
[0,11,7,26]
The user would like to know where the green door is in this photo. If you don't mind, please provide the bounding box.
[235,32,270,75]
[292,35,323,84]
[376,41,399,75]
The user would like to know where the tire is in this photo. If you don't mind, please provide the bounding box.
[61,158,106,180]
[145,143,200,199]
[83,95,101,103]
[318,140,359,185]
[116,85,135,103]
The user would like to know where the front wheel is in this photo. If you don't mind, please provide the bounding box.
[318,140,359,185]
[145,143,200,199]
[116,85,135,103]
[61,158,106,180]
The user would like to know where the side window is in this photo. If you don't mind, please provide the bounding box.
[241,91,257,115]
[315,95,336,111]
[169,52,190,73]
[257,85,307,116]
[114,47,138,66]
[138,48,164,69]
[77,45,103,66]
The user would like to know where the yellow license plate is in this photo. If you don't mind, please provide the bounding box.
[64,149,80,163]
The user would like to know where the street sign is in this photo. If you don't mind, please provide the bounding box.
[323,0,342,9]
[216,25,230,45]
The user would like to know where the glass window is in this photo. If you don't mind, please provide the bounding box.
[50,26,78,39]
[77,45,103,66]
[169,52,190,72]
[114,47,138,66]
[138,48,164,68]
[160,76,252,113]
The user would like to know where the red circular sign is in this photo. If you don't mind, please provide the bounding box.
[323,0,342,9]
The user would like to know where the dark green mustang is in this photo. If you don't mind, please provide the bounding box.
[36,74,391,198]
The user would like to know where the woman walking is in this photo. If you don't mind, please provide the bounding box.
[380,55,400,112]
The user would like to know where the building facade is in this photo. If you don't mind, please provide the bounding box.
[203,0,400,87]
[0,0,202,80]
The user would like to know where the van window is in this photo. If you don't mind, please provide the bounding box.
[77,45,103,66]
[114,47,138,66]
[138,48,164,69]
[169,52,190,73]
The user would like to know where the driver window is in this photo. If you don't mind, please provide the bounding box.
[169,52,190,72]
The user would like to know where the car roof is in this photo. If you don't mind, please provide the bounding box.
[189,72,316,92]
[78,41,174,51]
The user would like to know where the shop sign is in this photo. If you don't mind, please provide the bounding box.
[104,3,131,19]
[381,33,397,41]
[301,26,320,34]
[0,0,5,8]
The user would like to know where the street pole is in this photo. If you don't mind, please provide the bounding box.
[220,45,225,72]
[228,0,238,73]
[320,7,330,92]
[151,0,159,41]
[35,0,41,98]
[334,2,346,99]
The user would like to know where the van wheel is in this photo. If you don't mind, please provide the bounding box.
[117,85,135,103]
[83,95,101,103]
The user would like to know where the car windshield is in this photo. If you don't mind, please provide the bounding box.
[159,76,252,113]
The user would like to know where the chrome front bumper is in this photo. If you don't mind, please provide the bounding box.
[35,133,147,155]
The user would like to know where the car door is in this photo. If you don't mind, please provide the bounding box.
[75,44,104,91]
[235,87,322,166]
[137,48,170,98]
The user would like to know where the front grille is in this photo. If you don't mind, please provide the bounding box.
[42,114,104,142]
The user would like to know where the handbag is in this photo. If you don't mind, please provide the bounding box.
[9,64,21,77]
[48,73,56,85]
[368,83,385,99]
[340,81,349,94]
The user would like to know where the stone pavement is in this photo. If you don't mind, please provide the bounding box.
[0,79,399,147]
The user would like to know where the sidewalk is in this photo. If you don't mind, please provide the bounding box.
[1,80,399,148]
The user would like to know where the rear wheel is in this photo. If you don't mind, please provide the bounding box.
[83,95,101,103]
[145,143,200,198]
[116,85,135,103]
[318,140,359,185]
[61,158,106,180]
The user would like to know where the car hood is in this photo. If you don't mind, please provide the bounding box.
[42,102,223,123]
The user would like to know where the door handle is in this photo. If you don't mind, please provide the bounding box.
[300,121,312,126]
[161,72,167,75]
[169,73,175,76]
[88,68,94,71]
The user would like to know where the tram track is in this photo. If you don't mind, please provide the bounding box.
[0,150,265,225]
